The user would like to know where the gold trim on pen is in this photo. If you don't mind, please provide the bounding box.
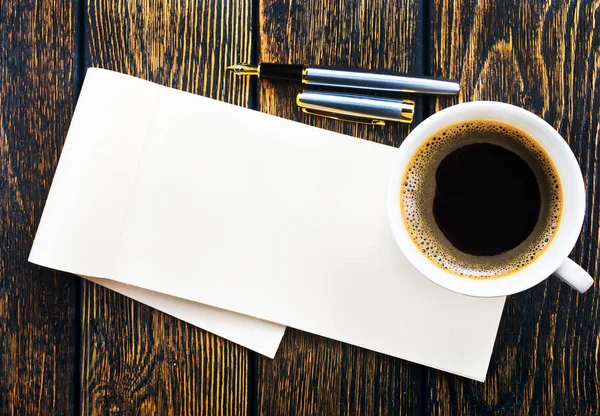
[301,67,309,84]
[399,100,415,123]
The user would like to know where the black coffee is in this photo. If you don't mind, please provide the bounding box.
[433,143,540,256]
[401,121,562,279]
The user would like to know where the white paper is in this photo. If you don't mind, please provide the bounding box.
[82,276,285,358]
[29,69,285,357]
[30,68,505,381]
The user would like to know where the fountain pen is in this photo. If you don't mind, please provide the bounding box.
[227,63,460,95]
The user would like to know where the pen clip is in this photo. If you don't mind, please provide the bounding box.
[300,108,386,126]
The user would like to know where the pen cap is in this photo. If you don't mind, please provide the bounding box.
[296,91,414,125]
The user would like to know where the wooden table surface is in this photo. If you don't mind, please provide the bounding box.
[1,0,599,414]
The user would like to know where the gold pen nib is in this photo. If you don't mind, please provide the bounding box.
[226,63,260,76]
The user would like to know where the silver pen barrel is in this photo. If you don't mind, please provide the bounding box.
[296,91,414,125]
[304,67,460,95]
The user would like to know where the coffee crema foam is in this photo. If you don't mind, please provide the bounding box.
[401,120,563,279]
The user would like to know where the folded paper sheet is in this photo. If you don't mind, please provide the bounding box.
[82,276,286,358]
[30,68,506,381]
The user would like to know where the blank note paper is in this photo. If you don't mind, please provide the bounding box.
[30,68,505,381]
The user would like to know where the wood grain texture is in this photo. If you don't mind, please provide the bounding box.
[258,0,424,148]
[3,0,599,413]
[83,0,252,413]
[82,283,248,415]
[428,0,600,414]
[257,329,424,415]
[255,0,425,414]
[0,1,79,414]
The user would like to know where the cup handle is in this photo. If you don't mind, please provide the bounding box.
[553,258,594,293]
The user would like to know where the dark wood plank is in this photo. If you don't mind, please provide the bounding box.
[428,0,600,414]
[255,0,425,414]
[257,330,424,415]
[82,0,252,413]
[0,0,79,414]
[258,0,425,148]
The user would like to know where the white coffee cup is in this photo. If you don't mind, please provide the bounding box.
[386,101,594,297]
